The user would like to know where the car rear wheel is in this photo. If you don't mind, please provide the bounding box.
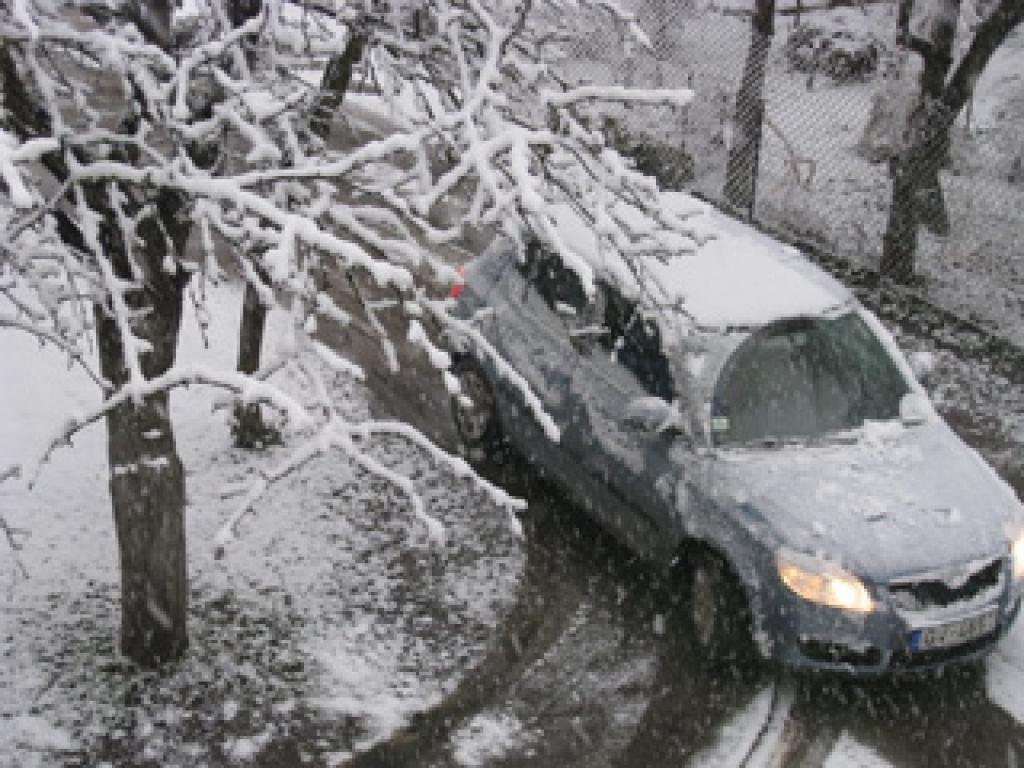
[450,356,502,464]
[687,550,755,667]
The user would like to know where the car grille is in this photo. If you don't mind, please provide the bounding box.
[888,558,1004,612]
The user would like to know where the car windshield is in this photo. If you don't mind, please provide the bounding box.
[711,312,910,446]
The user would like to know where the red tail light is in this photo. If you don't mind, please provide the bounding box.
[449,264,466,299]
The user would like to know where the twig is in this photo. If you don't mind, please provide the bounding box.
[0,465,30,580]
[764,114,816,189]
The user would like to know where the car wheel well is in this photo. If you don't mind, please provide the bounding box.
[672,539,738,581]
[671,539,758,662]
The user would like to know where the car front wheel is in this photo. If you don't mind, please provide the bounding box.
[687,550,755,667]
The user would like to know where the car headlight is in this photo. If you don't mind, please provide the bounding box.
[776,550,874,614]
[1013,531,1024,583]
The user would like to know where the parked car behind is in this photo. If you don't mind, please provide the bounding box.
[445,194,1024,674]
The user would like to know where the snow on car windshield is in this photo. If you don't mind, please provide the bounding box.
[711,312,910,445]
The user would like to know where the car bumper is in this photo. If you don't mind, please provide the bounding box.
[760,581,1023,677]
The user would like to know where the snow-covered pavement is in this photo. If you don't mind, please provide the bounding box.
[0,284,524,767]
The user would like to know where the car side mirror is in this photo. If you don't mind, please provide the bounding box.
[624,396,685,437]
[908,350,936,386]
[899,392,931,426]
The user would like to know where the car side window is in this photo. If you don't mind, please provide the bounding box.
[519,239,586,315]
[600,288,674,401]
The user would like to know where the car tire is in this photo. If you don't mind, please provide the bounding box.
[687,549,755,667]
[450,355,502,464]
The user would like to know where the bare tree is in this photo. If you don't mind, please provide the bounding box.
[880,0,1023,280]
[2,0,199,664]
[0,0,699,666]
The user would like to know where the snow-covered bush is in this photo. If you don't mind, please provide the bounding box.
[784,17,886,83]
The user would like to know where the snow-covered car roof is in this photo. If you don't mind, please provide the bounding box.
[548,191,853,330]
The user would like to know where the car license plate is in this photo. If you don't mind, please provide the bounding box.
[910,609,999,653]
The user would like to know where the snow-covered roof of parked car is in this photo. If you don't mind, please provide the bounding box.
[547,191,853,330]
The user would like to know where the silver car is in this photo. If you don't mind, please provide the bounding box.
[446,201,1024,674]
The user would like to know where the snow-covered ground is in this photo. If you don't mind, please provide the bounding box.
[4,8,1024,765]
[0,284,524,767]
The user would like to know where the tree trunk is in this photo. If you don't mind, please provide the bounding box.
[232,269,280,448]
[101,390,188,664]
[879,0,1024,282]
[309,31,367,142]
[225,0,279,448]
[94,188,193,666]
[880,152,919,281]
[911,0,960,237]
[881,0,969,279]
[232,30,367,449]
[724,0,775,217]
[4,0,200,667]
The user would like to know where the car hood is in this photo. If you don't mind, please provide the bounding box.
[708,420,1024,583]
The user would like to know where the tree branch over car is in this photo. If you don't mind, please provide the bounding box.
[0,0,699,666]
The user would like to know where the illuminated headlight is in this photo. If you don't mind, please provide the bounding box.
[1013,531,1024,583]
[776,550,874,614]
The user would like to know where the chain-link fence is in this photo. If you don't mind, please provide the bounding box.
[558,0,1024,342]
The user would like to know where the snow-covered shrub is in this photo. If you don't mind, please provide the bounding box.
[784,18,885,83]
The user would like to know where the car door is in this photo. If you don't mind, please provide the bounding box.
[563,293,680,558]
[487,243,584,473]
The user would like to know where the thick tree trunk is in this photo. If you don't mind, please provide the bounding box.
[723,0,775,217]
[102,391,188,664]
[4,0,197,667]
[95,189,193,667]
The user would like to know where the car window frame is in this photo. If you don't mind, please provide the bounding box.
[518,239,588,317]
[598,283,676,402]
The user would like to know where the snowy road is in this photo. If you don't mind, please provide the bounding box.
[325,280,1024,768]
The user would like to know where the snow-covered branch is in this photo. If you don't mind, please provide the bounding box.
[541,85,695,109]
[27,364,316,489]
[2,0,705,557]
